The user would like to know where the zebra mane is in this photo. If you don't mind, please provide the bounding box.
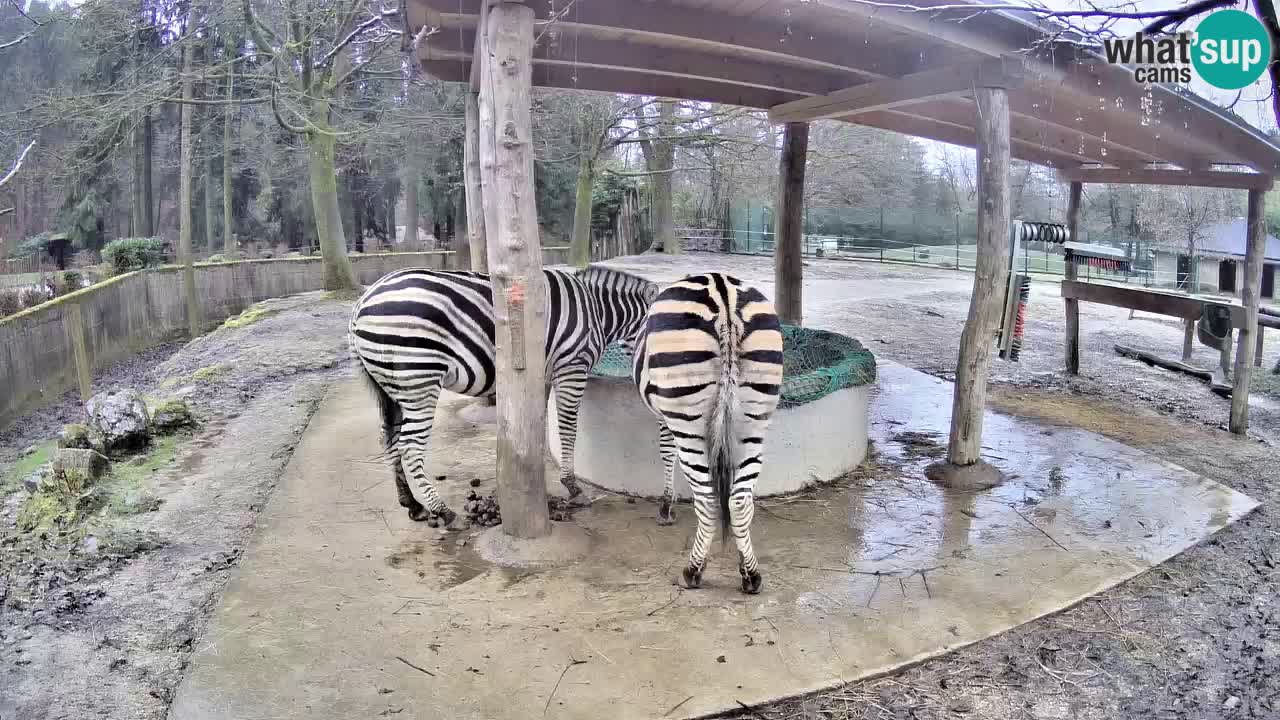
[578,265,659,297]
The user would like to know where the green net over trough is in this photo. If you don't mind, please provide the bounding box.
[590,325,877,409]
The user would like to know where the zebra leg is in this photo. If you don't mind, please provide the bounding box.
[551,369,588,500]
[729,484,763,594]
[392,458,425,517]
[397,384,460,528]
[679,441,717,589]
[655,422,678,526]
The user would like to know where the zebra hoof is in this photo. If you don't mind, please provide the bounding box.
[681,566,703,589]
[407,505,432,522]
[740,571,763,595]
[437,508,459,529]
[656,502,676,526]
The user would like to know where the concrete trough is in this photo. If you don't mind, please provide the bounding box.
[549,327,877,498]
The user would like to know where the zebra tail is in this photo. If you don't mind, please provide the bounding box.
[358,364,402,453]
[707,357,737,548]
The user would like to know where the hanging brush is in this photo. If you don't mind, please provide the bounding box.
[1000,274,1031,361]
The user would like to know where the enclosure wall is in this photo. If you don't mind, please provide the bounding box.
[0,248,572,427]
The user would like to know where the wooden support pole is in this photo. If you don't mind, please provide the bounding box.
[774,121,808,326]
[464,91,487,273]
[478,1,551,539]
[1064,181,1082,374]
[1255,326,1265,367]
[1230,188,1266,434]
[946,87,1010,467]
[1183,318,1195,362]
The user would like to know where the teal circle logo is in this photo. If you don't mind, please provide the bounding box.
[1192,10,1272,90]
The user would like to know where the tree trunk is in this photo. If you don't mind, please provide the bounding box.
[307,99,358,291]
[143,111,154,237]
[570,147,594,268]
[946,86,1010,468]
[774,122,808,326]
[178,35,201,337]
[479,1,550,539]
[223,52,236,255]
[204,120,218,252]
[402,162,418,249]
[464,92,487,272]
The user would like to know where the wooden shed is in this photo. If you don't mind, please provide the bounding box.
[405,0,1280,537]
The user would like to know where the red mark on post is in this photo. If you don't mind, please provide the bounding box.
[507,279,526,370]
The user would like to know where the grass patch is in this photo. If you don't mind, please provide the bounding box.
[192,364,231,382]
[322,287,365,302]
[220,303,281,330]
[102,433,181,515]
[2,440,56,495]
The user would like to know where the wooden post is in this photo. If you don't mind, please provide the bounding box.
[1182,318,1195,362]
[1230,188,1266,434]
[63,302,92,403]
[465,91,487,273]
[1064,181,1083,374]
[946,86,1010,467]
[774,121,808,326]
[479,1,551,539]
[1255,326,1265,367]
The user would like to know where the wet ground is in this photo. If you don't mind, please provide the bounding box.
[3,254,1279,719]
[168,361,1253,720]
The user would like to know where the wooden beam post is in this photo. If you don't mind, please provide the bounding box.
[1064,181,1082,374]
[478,0,551,538]
[946,86,1011,467]
[464,91,487,273]
[1183,318,1195,362]
[1230,188,1267,434]
[1255,326,1265,367]
[774,121,808,326]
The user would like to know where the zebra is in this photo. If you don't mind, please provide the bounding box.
[349,265,660,528]
[632,273,784,594]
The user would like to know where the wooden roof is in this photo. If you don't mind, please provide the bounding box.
[408,0,1280,182]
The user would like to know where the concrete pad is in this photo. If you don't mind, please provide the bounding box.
[169,361,1258,720]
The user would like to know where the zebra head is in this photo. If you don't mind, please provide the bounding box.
[578,265,659,353]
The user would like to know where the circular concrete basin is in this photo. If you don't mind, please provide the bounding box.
[549,327,876,499]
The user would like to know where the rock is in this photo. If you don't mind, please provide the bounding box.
[151,399,194,433]
[20,444,37,457]
[58,423,92,449]
[86,389,151,452]
[258,249,275,259]
[51,448,110,492]
[22,464,49,493]
[206,254,227,263]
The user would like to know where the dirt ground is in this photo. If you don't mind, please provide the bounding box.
[1,255,1278,719]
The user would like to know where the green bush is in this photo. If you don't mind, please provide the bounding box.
[0,289,20,317]
[16,232,52,257]
[102,237,166,275]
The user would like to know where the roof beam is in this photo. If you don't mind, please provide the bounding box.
[768,57,1027,124]
[1057,167,1275,191]
[431,28,858,99]
[852,110,1086,170]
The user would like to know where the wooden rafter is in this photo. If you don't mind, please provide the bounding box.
[1056,167,1274,190]
[768,57,1027,124]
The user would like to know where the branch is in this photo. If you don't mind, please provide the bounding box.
[270,83,309,135]
[0,207,13,217]
[1143,0,1236,32]
[840,0,1235,29]
[316,9,398,69]
[0,140,36,189]
[1255,0,1280,129]
[6,0,40,25]
[0,29,33,51]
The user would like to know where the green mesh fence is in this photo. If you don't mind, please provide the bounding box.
[590,324,877,409]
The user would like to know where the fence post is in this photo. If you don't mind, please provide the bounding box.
[63,302,92,404]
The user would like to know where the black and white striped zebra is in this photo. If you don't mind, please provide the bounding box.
[632,273,784,594]
[350,266,659,527]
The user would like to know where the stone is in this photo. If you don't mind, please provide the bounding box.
[22,464,49,493]
[58,423,92,449]
[86,389,151,452]
[151,399,195,433]
[51,448,110,492]
[20,444,37,457]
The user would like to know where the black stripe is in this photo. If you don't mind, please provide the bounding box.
[741,349,784,365]
[650,383,710,399]
[646,349,718,368]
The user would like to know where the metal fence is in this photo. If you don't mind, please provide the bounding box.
[675,227,1188,288]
